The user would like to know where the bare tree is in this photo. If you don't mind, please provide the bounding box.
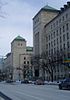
[32,50,70,82]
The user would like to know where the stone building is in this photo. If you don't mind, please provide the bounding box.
[33,2,70,81]
[33,5,60,78]
[4,36,33,81]
[44,2,70,80]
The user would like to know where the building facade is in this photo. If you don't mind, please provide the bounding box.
[44,2,70,80]
[4,36,33,81]
[33,2,70,81]
[33,5,60,78]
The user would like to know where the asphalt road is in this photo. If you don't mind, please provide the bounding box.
[0,83,70,100]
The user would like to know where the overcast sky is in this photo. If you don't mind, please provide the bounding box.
[0,0,69,56]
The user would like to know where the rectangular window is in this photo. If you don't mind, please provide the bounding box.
[24,57,26,60]
[60,28,61,34]
[56,30,58,36]
[63,43,65,49]
[60,36,62,43]
[51,41,53,47]
[59,18,61,23]
[67,32,69,40]
[67,41,69,49]
[60,45,62,51]
[62,16,64,21]
[57,38,58,44]
[27,61,29,64]
[54,32,55,38]
[24,61,26,64]
[63,26,65,32]
[51,33,53,39]
[54,40,56,46]
[63,34,65,41]
[66,13,68,19]
[49,35,50,40]
[66,23,69,31]
[49,43,50,48]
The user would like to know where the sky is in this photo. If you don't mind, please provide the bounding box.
[0,0,69,56]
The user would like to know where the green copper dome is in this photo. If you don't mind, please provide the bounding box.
[13,36,26,42]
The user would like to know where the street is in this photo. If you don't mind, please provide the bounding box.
[0,83,70,100]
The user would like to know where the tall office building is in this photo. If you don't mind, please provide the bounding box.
[44,2,70,80]
[33,5,59,78]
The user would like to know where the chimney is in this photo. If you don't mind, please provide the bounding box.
[60,7,64,12]
[64,5,68,9]
[67,2,70,7]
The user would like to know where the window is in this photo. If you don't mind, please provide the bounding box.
[56,30,58,36]
[60,36,62,43]
[49,43,50,48]
[60,28,61,34]
[56,20,58,25]
[24,57,26,60]
[18,43,20,46]
[66,13,68,19]
[63,34,65,41]
[54,40,56,46]
[51,49,53,55]
[53,23,55,27]
[51,41,53,47]
[49,50,50,55]
[46,44,48,49]
[54,48,56,53]
[60,45,62,51]
[67,32,69,40]
[54,32,55,38]
[21,43,22,46]
[63,43,65,49]
[62,16,64,21]
[51,25,52,29]
[63,26,65,32]
[51,33,53,39]
[27,61,29,64]
[57,38,58,44]
[24,61,26,64]
[67,41,69,49]
[49,35,50,40]
[59,18,61,23]
[66,23,69,31]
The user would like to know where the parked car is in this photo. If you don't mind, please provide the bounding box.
[59,78,70,90]
[34,79,44,85]
[21,80,29,84]
[6,80,13,83]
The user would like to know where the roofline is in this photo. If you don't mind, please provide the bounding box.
[44,2,70,28]
[11,38,26,44]
[44,6,70,28]
[33,8,60,20]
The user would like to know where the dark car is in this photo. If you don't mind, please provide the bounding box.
[59,78,70,90]
[6,80,13,83]
[34,79,44,85]
[21,80,29,84]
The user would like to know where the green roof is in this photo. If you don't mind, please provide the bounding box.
[42,5,59,11]
[26,47,33,52]
[13,36,26,42]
